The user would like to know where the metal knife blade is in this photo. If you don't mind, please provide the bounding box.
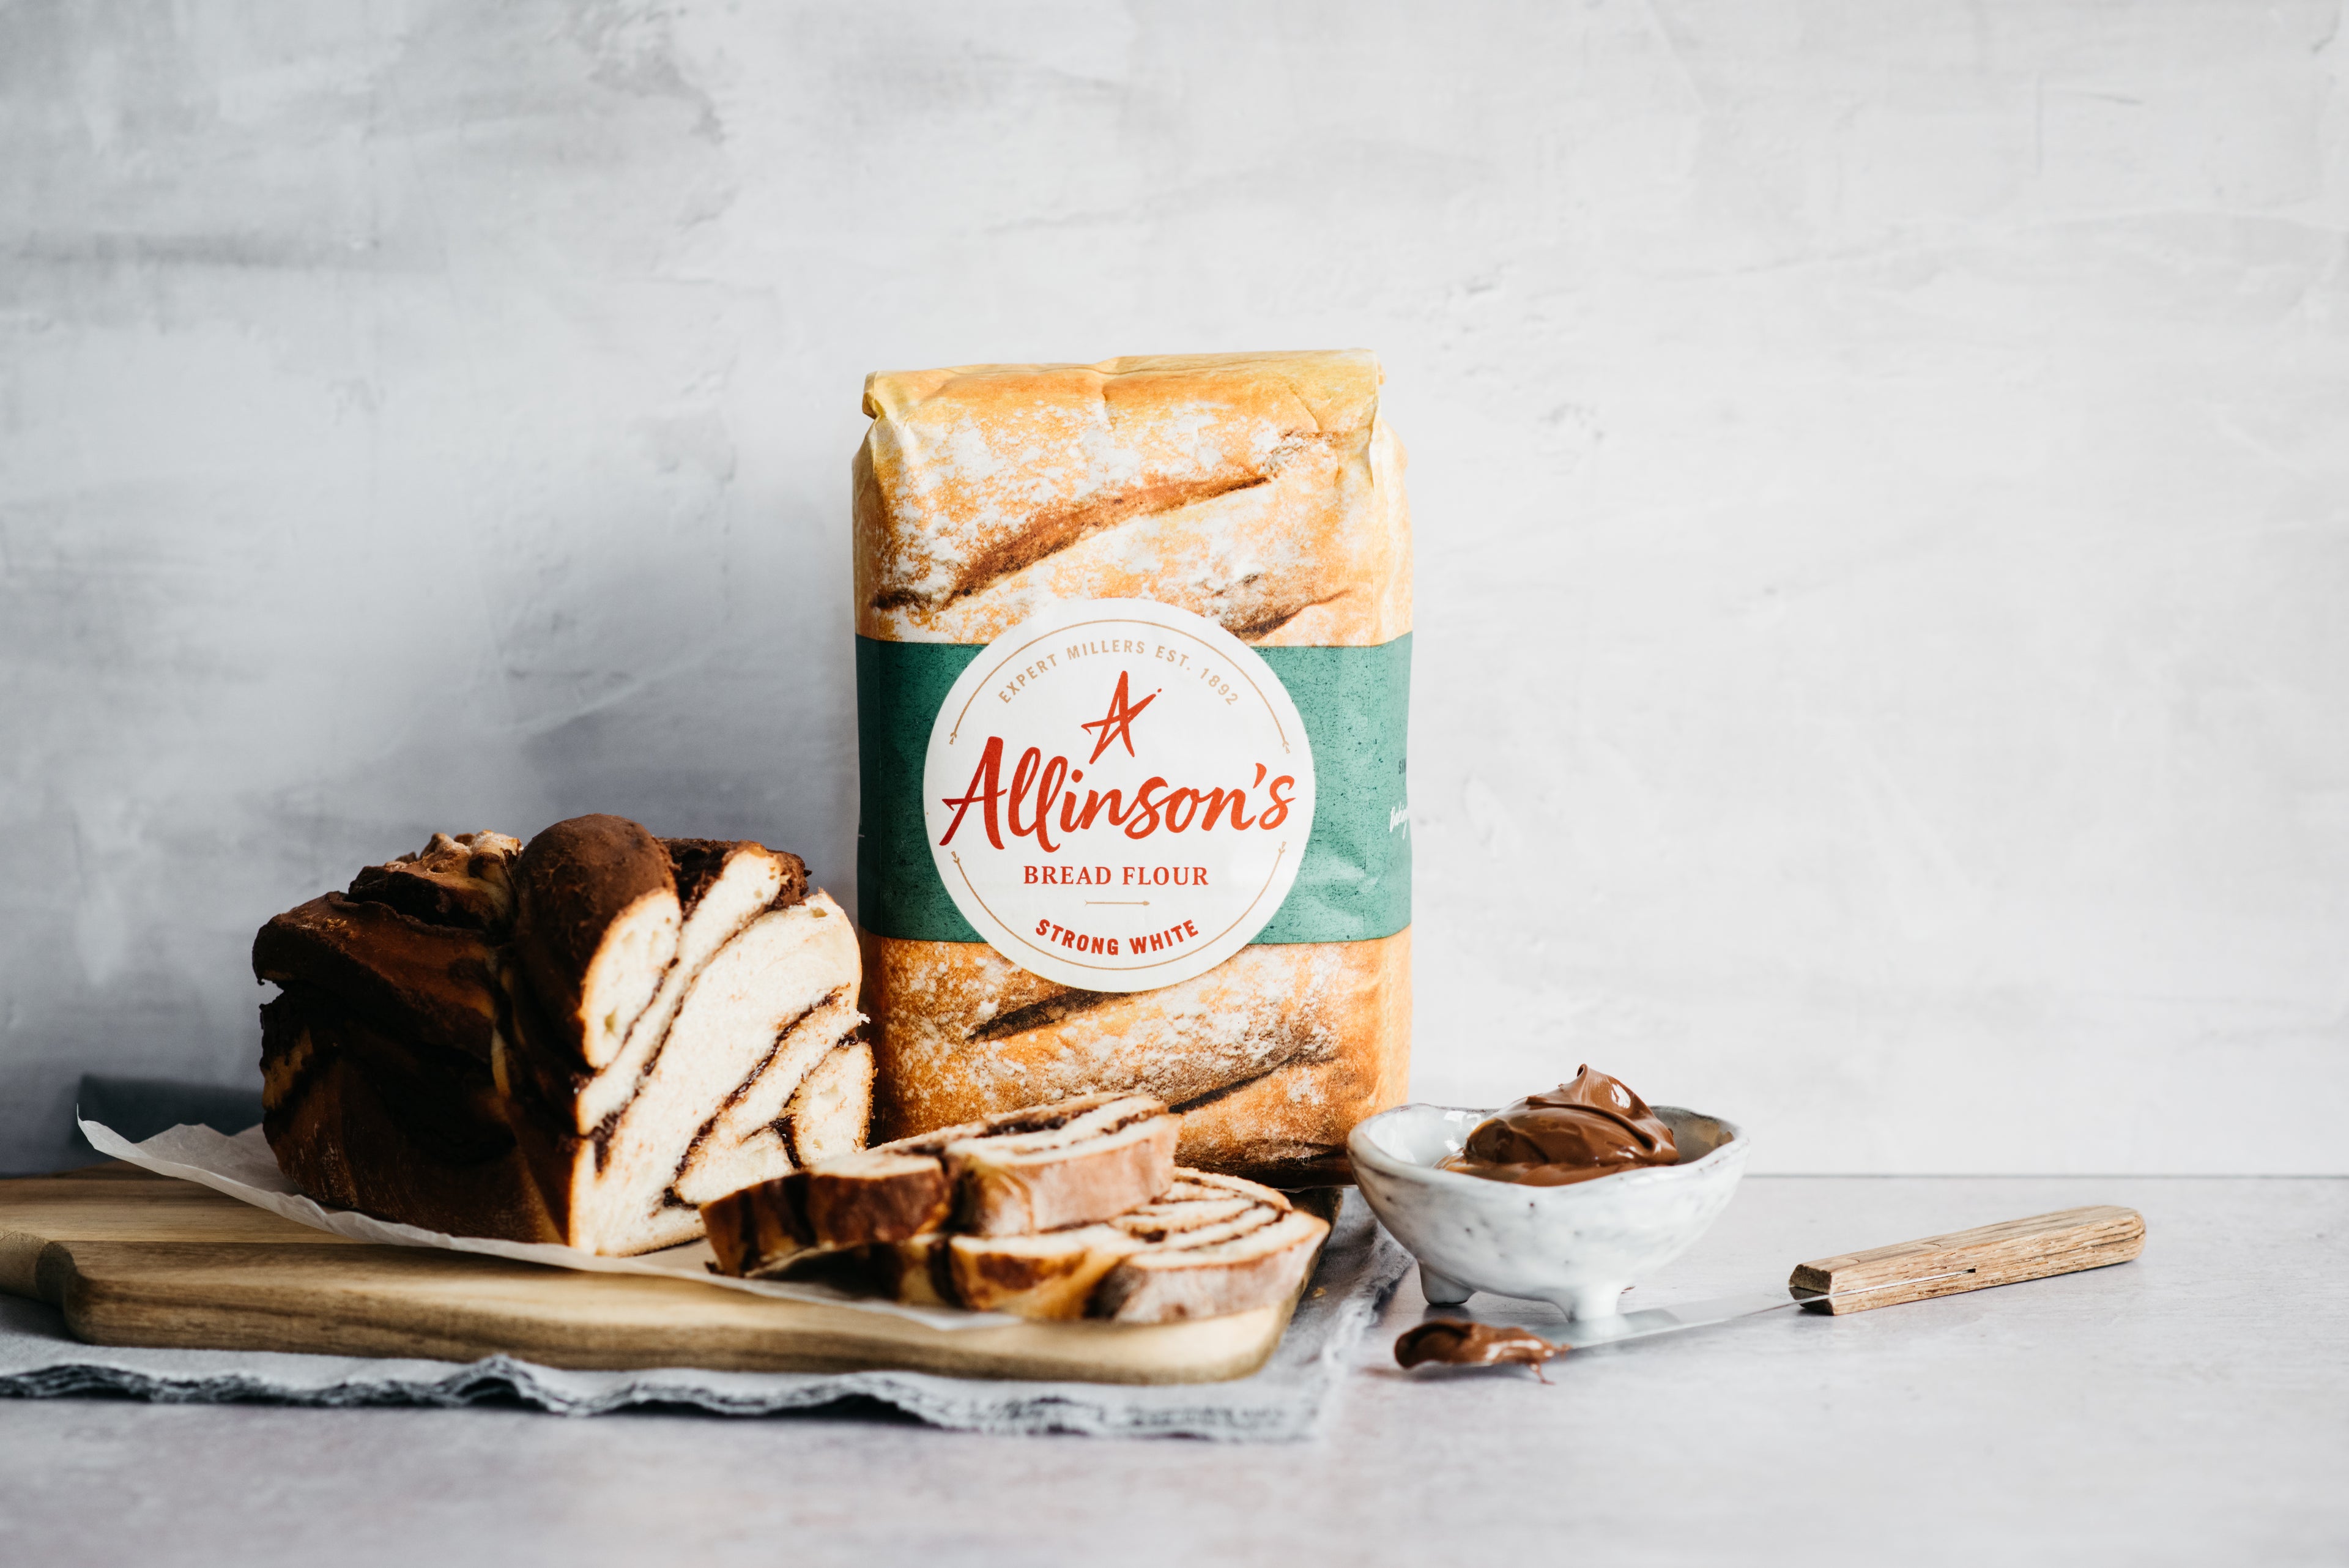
[1545,1269,1975,1351]
[1544,1291,1800,1351]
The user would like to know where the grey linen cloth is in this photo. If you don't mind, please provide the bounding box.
[0,1191,1409,1441]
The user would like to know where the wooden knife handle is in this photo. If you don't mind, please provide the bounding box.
[1788,1205,2145,1314]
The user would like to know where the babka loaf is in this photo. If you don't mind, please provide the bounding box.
[254,817,871,1255]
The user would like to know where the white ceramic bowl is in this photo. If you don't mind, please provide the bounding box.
[1348,1102,1750,1320]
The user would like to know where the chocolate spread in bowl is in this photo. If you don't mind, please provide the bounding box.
[1436,1065,1678,1186]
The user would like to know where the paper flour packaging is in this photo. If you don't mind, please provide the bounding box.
[852,351,1411,1182]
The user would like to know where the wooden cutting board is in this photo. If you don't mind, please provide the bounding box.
[0,1165,1312,1384]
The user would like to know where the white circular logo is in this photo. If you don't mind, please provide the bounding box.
[922,598,1316,993]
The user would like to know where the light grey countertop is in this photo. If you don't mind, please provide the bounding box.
[2,1175,2340,1567]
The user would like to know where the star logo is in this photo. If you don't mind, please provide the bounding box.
[1079,671,1159,764]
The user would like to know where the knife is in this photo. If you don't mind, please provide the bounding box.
[1400,1205,2146,1367]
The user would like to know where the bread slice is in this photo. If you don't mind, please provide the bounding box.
[938,1225,1141,1318]
[947,1094,1182,1236]
[510,815,681,1072]
[699,1092,1176,1274]
[701,1148,926,1288]
[1090,1171,1329,1323]
[742,1167,1327,1324]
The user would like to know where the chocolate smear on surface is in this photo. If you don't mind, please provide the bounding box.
[1394,1321,1566,1380]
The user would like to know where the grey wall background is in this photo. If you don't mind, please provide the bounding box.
[3,1,2343,1176]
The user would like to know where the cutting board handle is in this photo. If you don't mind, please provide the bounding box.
[0,1228,70,1304]
[1788,1205,2145,1314]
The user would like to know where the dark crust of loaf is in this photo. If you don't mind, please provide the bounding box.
[491,976,590,1235]
[489,963,598,1112]
[252,893,503,1063]
[343,832,519,934]
[511,814,676,1053]
[662,838,809,916]
[259,992,557,1242]
[346,861,503,932]
[260,993,509,1167]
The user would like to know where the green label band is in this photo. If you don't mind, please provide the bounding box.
[856,633,1412,946]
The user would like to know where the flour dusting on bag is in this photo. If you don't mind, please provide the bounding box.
[853,351,1411,1183]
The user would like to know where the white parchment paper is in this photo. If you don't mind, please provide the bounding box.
[77,1115,1015,1331]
